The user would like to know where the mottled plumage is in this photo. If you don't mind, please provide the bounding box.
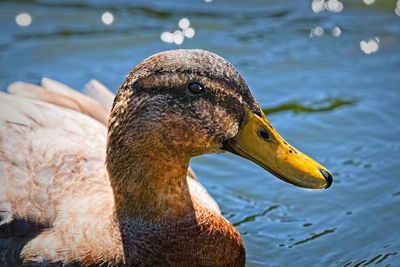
[0,49,333,266]
[0,50,252,266]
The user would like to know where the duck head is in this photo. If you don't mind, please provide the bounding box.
[108,49,332,190]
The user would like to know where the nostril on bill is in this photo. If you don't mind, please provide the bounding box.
[319,169,333,188]
[258,129,270,141]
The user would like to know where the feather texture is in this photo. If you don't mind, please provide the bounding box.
[0,79,221,265]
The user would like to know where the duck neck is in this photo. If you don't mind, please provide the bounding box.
[107,139,193,221]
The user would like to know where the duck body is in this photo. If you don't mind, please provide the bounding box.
[0,50,246,265]
[116,205,244,267]
[0,88,243,266]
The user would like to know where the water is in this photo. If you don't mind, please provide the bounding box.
[1,0,399,266]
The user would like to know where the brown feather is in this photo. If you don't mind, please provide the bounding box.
[0,49,252,266]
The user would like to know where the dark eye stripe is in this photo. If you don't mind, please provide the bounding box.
[188,82,205,94]
[254,109,262,117]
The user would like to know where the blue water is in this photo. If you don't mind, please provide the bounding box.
[1,0,399,266]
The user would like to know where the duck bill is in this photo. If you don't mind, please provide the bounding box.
[223,107,332,189]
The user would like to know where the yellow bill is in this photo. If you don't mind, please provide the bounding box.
[224,107,333,189]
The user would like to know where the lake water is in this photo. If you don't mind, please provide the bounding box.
[0,0,399,266]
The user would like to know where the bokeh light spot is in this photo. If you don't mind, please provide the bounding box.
[101,11,114,25]
[363,0,375,5]
[161,18,195,45]
[183,27,195,38]
[173,30,184,45]
[178,18,190,29]
[310,26,325,38]
[160,32,174,43]
[331,26,342,37]
[396,7,400,16]
[360,37,380,54]
[15,13,32,27]
[312,0,343,13]
[311,0,325,13]
[326,0,343,12]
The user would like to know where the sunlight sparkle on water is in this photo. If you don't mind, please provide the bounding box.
[101,12,114,25]
[161,18,195,45]
[395,0,400,16]
[363,0,375,5]
[360,37,380,54]
[311,0,325,12]
[331,26,342,37]
[15,13,32,27]
[183,27,195,38]
[310,26,324,37]
[326,0,344,12]
[173,30,184,45]
[312,0,343,13]
[178,18,190,29]
[160,32,174,43]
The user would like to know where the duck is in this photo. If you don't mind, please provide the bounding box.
[0,49,333,266]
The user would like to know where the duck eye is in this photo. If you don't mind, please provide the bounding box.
[188,82,205,94]
[258,129,270,141]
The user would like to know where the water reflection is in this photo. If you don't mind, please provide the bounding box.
[289,228,336,248]
[233,205,279,227]
[262,98,356,115]
[344,252,399,266]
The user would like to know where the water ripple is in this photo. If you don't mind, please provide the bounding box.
[344,252,399,267]
[233,204,279,227]
[263,98,357,115]
[289,228,336,248]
